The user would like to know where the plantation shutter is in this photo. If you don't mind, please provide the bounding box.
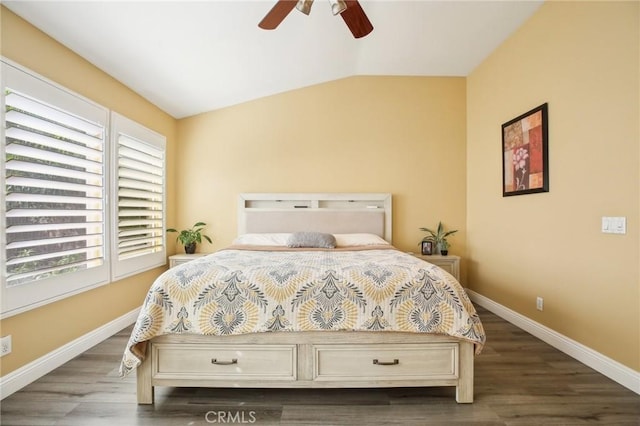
[2,60,109,317]
[111,113,166,279]
[5,90,105,286]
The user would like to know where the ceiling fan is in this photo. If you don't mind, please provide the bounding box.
[259,0,374,39]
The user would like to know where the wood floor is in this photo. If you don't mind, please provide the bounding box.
[1,305,638,425]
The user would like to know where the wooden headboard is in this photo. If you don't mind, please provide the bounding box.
[237,193,392,243]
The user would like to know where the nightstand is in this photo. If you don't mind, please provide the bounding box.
[169,253,207,269]
[414,254,460,281]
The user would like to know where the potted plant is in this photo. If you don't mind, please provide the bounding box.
[438,240,450,256]
[167,222,212,254]
[419,221,457,256]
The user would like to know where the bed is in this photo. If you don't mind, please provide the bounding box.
[120,193,485,404]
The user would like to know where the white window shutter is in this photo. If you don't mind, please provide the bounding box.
[110,113,166,280]
[1,60,110,317]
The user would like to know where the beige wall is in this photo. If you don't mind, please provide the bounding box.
[0,7,177,375]
[467,1,639,370]
[176,76,468,258]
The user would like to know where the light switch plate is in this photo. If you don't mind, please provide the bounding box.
[602,216,626,234]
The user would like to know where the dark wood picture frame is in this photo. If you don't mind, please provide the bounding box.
[502,103,549,196]
[421,240,433,256]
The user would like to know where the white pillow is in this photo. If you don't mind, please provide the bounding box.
[333,233,389,247]
[232,233,291,246]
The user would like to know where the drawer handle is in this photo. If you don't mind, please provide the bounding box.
[211,358,238,365]
[372,359,399,366]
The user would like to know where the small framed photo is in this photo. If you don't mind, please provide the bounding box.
[421,241,433,255]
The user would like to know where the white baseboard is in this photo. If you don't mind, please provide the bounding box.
[0,307,140,400]
[467,289,640,395]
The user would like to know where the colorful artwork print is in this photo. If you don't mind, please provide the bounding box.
[502,103,549,196]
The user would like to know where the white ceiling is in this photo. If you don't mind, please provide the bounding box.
[4,0,543,119]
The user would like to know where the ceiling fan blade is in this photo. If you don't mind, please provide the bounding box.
[340,0,373,38]
[258,0,297,30]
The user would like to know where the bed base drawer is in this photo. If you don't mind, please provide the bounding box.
[313,343,458,381]
[152,343,297,381]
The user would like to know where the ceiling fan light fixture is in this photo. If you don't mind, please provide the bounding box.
[329,0,347,15]
[296,0,314,15]
[260,0,373,39]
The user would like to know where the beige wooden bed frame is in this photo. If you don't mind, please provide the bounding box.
[137,193,475,404]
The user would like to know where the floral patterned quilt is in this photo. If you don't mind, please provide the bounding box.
[119,246,485,376]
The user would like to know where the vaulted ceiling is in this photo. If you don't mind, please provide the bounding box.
[4,1,543,118]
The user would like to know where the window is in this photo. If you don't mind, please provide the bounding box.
[110,113,166,280]
[1,60,110,317]
[1,60,167,318]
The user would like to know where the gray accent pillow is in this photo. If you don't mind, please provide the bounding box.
[286,232,336,248]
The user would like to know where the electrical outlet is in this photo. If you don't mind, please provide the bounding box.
[536,297,544,311]
[1,335,12,356]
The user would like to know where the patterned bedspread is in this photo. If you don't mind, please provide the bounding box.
[119,246,485,376]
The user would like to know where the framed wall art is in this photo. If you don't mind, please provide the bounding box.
[502,103,549,196]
